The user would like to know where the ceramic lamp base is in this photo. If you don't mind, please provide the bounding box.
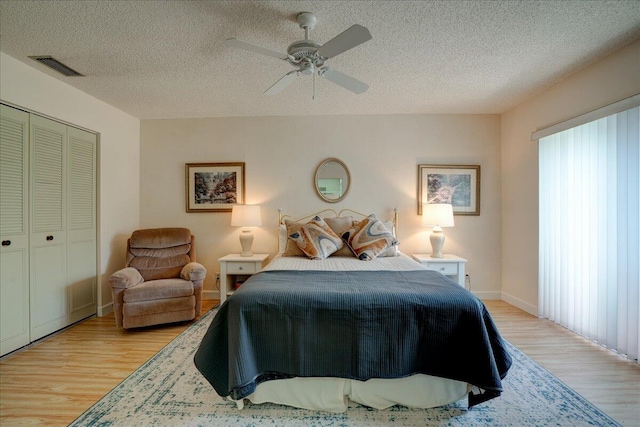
[239,229,254,257]
[429,228,445,258]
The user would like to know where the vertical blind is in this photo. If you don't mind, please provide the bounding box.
[539,106,639,363]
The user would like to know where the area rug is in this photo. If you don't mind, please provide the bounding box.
[70,307,621,427]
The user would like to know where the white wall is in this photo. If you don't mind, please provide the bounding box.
[0,52,141,314]
[501,40,640,315]
[5,37,636,313]
[140,114,502,299]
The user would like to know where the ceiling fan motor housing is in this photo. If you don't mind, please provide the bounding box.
[287,12,325,68]
[287,40,324,63]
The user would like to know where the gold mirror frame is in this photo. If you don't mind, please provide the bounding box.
[314,157,351,203]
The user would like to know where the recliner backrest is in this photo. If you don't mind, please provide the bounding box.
[125,228,195,281]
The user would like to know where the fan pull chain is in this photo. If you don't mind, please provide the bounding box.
[313,71,316,100]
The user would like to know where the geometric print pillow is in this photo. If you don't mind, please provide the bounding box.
[289,216,344,260]
[342,214,398,261]
[282,220,306,257]
[324,216,356,257]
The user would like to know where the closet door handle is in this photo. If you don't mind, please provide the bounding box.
[1,240,10,247]
[46,235,54,241]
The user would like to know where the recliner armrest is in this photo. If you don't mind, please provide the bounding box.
[181,262,206,281]
[110,267,144,289]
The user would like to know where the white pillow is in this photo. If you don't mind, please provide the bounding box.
[278,224,287,253]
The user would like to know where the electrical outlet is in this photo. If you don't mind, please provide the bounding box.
[215,272,220,280]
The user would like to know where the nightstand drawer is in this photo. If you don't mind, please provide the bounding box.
[426,262,458,275]
[219,254,269,304]
[411,254,467,288]
[227,262,257,274]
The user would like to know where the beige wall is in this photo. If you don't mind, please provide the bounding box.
[0,52,141,315]
[5,36,635,312]
[500,40,640,315]
[140,114,502,299]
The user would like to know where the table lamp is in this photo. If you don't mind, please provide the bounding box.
[422,203,454,258]
[231,205,262,257]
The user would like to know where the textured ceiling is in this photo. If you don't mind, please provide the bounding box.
[1,0,639,119]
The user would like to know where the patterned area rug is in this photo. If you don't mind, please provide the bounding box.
[70,307,620,427]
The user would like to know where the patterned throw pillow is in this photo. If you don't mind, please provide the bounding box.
[342,215,398,261]
[324,216,356,257]
[289,216,344,260]
[282,220,306,257]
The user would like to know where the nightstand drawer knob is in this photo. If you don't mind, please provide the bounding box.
[238,266,243,271]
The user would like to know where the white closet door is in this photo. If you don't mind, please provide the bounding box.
[30,114,68,341]
[67,126,97,323]
[0,105,30,356]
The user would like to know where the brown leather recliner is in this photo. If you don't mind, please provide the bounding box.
[109,228,206,329]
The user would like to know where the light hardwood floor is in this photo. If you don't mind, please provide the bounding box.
[1,300,639,426]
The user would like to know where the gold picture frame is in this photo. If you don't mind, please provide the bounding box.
[418,164,480,215]
[185,162,245,212]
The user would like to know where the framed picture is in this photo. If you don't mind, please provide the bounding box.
[417,164,480,215]
[185,162,245,212]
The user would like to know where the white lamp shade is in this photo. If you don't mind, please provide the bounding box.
[422,203,455,227]
[231,205,262,227]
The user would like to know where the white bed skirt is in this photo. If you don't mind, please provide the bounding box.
[233,374,469,412]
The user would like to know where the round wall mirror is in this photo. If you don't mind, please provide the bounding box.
[314,158,351,203]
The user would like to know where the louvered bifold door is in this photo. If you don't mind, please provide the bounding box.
[29,114,68,341]
[0,105,30,356]
[67,126,97,323]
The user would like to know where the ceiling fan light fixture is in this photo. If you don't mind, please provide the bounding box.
[300,63,315,75]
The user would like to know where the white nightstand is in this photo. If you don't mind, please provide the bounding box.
[218,253,269,303]
[411,254,468,287]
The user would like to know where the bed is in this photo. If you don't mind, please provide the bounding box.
[194,209,511,412]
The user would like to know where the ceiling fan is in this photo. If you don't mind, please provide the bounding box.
[225,12,372,96]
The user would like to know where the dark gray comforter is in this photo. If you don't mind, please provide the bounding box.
[194,269,512,407]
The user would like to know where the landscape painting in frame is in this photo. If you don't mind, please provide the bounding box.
[186,163,245,212]
[417,164,480,215]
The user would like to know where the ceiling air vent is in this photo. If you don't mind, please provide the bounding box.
[29,56,84,77]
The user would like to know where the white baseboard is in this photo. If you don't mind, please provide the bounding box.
[501,291,538,316]
[99,302,113,317]
[472,290,502,300]
[203,290,220,301]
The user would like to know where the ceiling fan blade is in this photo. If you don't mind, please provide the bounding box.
[317,24,372,59]
[225,38,293,61]
[264,71,299,95]
[319,68,368,94]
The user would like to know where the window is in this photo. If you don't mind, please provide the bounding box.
[538,105,639,363]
